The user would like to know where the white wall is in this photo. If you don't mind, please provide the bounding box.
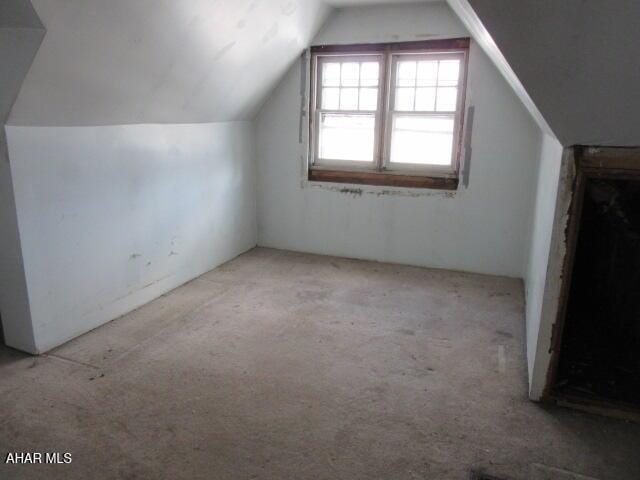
[6,122,256,353]
[523,133,563,396]
[524,142,575,400]
[256,2,542,278]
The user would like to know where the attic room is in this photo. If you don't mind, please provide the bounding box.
[1,0,639,478]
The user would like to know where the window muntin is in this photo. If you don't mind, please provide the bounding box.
[314,55,384,165]
[310,40,468,186]
[385,53,465,172]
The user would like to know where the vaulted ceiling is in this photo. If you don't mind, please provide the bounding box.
[9,0,447,127]
[6,0,640,147]
[0,0,43,123]
[464,0,640,146]
[9,0,332,126]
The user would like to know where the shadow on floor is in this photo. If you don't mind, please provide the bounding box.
[0,343,32,366]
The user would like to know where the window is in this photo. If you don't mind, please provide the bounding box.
[308,39,469,190]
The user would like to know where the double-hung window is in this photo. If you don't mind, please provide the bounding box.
[309,38,469,190]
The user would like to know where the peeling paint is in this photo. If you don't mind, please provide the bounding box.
[338,187,363,197]
[304,180,457,199]
[527,146,575,401]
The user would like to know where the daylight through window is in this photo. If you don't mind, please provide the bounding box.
[309,39,469,189]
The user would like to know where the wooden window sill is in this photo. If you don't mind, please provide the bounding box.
[308,169,459,190]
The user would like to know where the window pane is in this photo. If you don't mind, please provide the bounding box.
[390,115,454,166]
[397,61,416,87]
[360,62,379,86]
[322,88,339,110]
[359,88,378,111]
[340,88,359,110]
[417,61,438,86]
[436,87,458,111]
[395,87,415,111]
[323,63,340,86]
[341,62,359,87]
[415,87,436,111]
[319,113,375,162]
[438,60,460,87]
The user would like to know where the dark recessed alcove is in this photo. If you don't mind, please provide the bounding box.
[554,176,640,408]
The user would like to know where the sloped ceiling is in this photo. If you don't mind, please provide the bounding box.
[0,0,45,354]
[1,0,43,124]
[8,0,331,126]
[465,0,640,147]
[13,0,635,144]
[0,0,42,29]
[0,29,44,123]
[0,0,44,121]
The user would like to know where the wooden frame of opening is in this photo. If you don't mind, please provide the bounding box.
[308,38,470,190]
[543,146,640,421]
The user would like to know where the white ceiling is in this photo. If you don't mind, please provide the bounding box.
[5,0,448,126]
[466,0,640,146]
[9,0,331,126]
[10,0,639,145]
[0,0,42,28]
[0,1,44,122]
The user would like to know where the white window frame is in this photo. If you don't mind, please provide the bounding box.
[311,54,385,170]
[309,39,469,183]
[384,51,467,176]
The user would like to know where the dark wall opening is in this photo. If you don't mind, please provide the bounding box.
[554,177,640,407]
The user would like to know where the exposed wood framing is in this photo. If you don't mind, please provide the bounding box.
[543,145,640,421]
[308,169,459,190]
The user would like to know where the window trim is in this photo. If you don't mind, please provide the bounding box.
[313,53,385,169]
[384,51,466,176]
[308,38,470,190]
